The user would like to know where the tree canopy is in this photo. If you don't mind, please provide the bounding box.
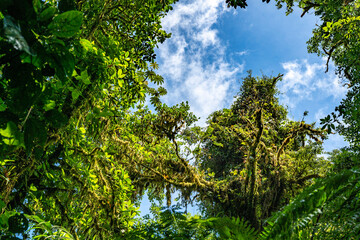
[193,73,329,228]
[1,0,360,239]
[0,0,178,238]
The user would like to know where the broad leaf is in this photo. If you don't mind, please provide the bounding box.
[39,7,57,22]
[48,10,82,38]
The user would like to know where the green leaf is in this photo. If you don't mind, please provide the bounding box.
[71,88,81,101]
[118,79,124,87]
[0,121,23,146]
[24,214,51,230]
[98,111,114,117]
[43,100,56,111]
[49,44,75,80]
[0,98,6,112]
[80,38,94,52]
[48,10,83,38]
[0,159,14,166]
[21,52,44,68]
[118,69,126,78]
[24,214,42,223]
[0,121,17,138]
[76,69,91,84]
[29,184,37,191]
[33,0,41,14]
[39,7,57,22]
[0,212,8,229]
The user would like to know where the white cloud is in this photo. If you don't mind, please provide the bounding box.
[235,50,249,56]
[183,61,240,120]
[315,72,347,99]
[156,0,241,125]
[279,59,347,108]
[158,36,188,81]
[194,28,218,47]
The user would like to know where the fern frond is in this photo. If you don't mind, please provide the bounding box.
[204,217,258,240]
[262,169,360,239]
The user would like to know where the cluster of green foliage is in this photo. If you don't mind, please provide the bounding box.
[0,0,180,238]
[1,0,360,239]
[189,73,329,228]
[238,0,360,239]
[125,204,259,240]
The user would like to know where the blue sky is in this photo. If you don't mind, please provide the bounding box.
[140,0,348,216]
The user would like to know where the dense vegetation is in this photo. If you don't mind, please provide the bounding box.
[0,0,359,239]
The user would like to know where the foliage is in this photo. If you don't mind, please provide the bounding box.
[226,1,360,239]
[117,73,328,231]
[0,0,178,238]
[1,0,358,239]
[189,73,329,228]
[126,204,258,240]
[225,0,270,9]
[123,0,360,238]
[208,217,258,240]
[328,147,359,172]
[262,169,360,239]
[125,205,216,240]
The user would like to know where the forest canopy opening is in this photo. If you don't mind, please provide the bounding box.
[0,0,359,239]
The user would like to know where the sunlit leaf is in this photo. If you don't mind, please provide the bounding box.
[43,100,56,111]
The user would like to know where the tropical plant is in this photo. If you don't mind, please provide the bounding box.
[224,1,360,239]
[188,73,329,228]
[126,204,259,240]
[262,168,360,239]
[0,0,178,238]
